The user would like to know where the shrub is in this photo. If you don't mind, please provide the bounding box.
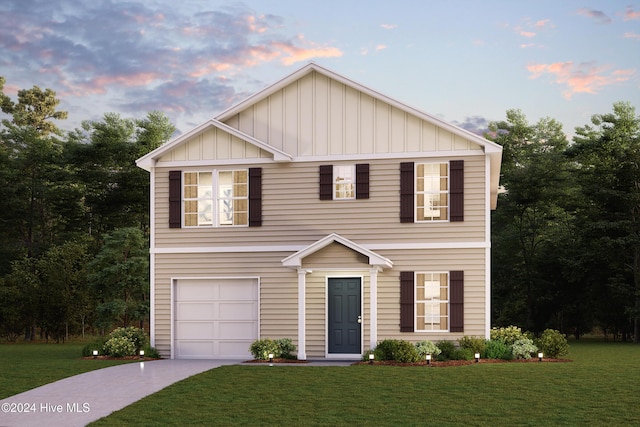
[435,340,456,361]
[483,339,512,360]
[490,325,526,345]
[103,336,137,357]
[512,338,538,359]
[275,338,296,359]
[108,327,146,352]
[82,339,105,357]
[451,348,475,361]
[374,339,421,362]
[458,336,486,354]
[537,329,569,358]
[142,345,161,359]
[249,338,279,360]
[415,340,442,359]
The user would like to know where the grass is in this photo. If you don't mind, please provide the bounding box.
[0,341,135,399]
[89,341,640,426]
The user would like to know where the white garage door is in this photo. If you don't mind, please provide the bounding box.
[174,278,258,359]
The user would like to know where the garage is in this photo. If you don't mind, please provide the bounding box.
[174,278,258,359]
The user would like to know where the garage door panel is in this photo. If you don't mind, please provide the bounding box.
[219,302,258,320]
[174,279,258,359]
[176,302,216,321]
[176,322,216,340]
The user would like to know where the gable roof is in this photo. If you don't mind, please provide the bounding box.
[136,118,293,171]
[282,233,393,269]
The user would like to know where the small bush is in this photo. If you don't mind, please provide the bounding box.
[415,340,442,359]
[142,345,161,359]
[451,348,475,361]
[512,338,538,359]
[537,329,569,358]
[108,327,146,352]
[275,338,296,359]
[374,339,421,362]
[483,339,512,360]
[82,339,105,357]
[490,326,526,346]
[435,340,456,361]
[103,336,137,357]
[249,338,280,360]
[458,336,486,354]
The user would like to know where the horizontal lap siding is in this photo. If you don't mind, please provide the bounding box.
[153,156,486,248]
[375,248,487,342]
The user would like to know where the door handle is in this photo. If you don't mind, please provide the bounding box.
[357,315,362,324]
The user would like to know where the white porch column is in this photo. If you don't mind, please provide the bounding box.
[297,269,309,360]
[369,267,380,350]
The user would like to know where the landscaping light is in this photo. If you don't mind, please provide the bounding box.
[92,350,98,359]
[538,352,543,362]
[474,353,480,363]
[268,353,274,365]
[369,353,375,365]
[140,350,145,359]
[426,354,431,365]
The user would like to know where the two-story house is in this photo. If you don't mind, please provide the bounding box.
[136,63,503,360]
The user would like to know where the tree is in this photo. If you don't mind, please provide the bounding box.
[88,227,149,330]
[488,110,577,332]
[568,102,640,341]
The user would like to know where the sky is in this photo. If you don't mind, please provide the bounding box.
[1,0,639,139]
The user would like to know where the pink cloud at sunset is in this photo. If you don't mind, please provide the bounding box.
[527,61,636,99]
[624,7,640,20]
[277,41,343,66]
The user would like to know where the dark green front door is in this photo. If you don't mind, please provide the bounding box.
[328,277,361,354]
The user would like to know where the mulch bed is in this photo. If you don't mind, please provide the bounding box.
[354,358,572,367]
[82,356,160,361]
[244,358,308,364]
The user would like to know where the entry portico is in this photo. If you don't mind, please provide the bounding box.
[282,233,393,360]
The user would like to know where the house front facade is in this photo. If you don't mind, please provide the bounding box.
[136,63,503,360]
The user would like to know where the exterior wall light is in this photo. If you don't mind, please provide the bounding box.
[474,353,480,363]
[538,352,543,362]
[369,353,375,365]
[426,354,431,365]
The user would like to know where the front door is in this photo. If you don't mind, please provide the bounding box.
[328,277,362,354]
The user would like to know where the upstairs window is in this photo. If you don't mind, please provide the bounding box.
[183,170,248,227]
[319,164,369,200]
[416,163,449,221]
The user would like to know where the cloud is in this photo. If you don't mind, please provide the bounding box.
[533,19,553,28]
[527,61,635,99]
[576,8,612,24]
[380,24,397,30]
[625,32,640,40]
[520,31,537,38]
[624,7,640,21]
[452,116,492,137]
[0,0,343,132]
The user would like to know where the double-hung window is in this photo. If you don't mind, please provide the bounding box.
[334,165,355,200]
[416,272,449,331]
[416,163,449,221]
[183,170,248,227]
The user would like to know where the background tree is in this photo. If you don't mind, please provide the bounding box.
[88,227,149,330]
[568,102,640,341]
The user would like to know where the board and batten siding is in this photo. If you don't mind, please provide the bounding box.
[222,70,478,157]
[152,155,486,249]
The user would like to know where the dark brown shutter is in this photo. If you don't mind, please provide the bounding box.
[319,165,333,200]
[450,160,464,222]
[400,271,415,332]
[449,270,464,332]
[168,170,181,228]
[248,167,262,227]
[355,163,369,199]
[400,162,414,223]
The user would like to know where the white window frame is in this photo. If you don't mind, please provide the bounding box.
[333,164,355,200]
[415,272,450,332]
[182,170,248,227]
[415,162,449,222]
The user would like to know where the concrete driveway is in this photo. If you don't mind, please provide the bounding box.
[0,359,240,427]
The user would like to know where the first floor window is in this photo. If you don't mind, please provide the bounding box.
[183,170,248,227]
[416,272,449,331]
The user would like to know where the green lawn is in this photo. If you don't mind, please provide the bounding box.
[90,341,640,426]
[0,342,134,399]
